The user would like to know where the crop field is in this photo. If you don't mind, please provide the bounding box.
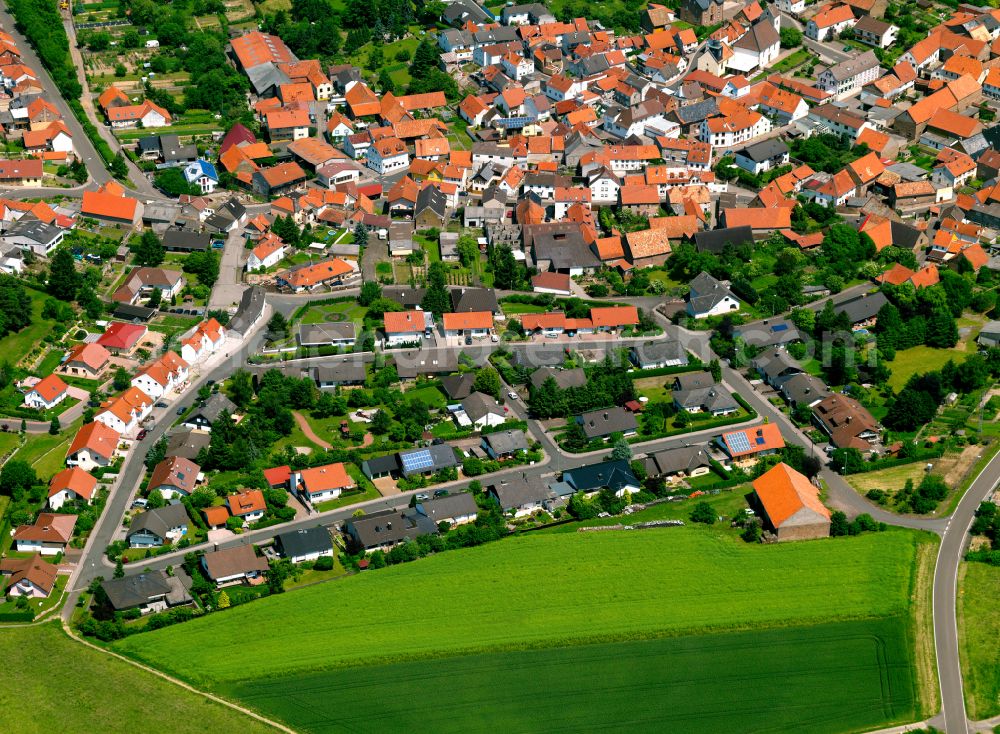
[0,623,275,734]
[114,529,919,685]
[219,617,916,734]
[959,561,1000,718]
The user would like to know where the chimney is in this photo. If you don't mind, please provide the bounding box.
[603,412,609,419]
[386,521,392,530]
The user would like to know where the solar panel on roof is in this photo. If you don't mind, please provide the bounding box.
[726,431,752,455]
[771,323,788,332]
[401,449,434,472]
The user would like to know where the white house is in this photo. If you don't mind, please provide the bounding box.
[383,310,430,347]
[460,392,507,429]
[180,318,226,365]
[816,51,881,99]
[130,352,188,401]
[805,4,856,41]
[366,137,410,175]
[442,311,493,339]
[687,271,742,318]
[245,234,286,272]
[588,167,622,204]
[66,421,121,472]
[775,0,805,15]
[94,386,153,436]
[183,160,219,195]
[699,109,772,148]
[47,467,98,511]
[23,374,68,411]
[292,462,356,505]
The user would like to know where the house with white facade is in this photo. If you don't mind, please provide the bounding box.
[23,374,68,411]
[366,137,410,175]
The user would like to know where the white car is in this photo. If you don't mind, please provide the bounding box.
[490,334,499,342]
[507,391,518,400]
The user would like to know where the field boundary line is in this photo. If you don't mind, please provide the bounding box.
[59,620,295,734]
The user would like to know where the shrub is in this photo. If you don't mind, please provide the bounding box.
[689,501,716,525]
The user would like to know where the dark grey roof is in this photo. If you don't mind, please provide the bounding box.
[631,339,688,365]
[645,446,711,476]
[347,508,437,549]
[191,393,237,424]
[441,372,477,399]
[298,321,357,346]
[313,362,366,384]
[160,134,198,163]
[673,98,718,125]
[488,473,554,509]
[137,136,161,155]
[833,292,888,324]
[451,287,500,314]
[890,221,924,250]
[821,50,879,82]
[529,366,587,390]
[416,185,447,218]
[688,271,739,314]
[780,372,831,406]
[694,226,755,253]
[734,319,802,347]
[162,228,211,252]
[738,138,788,163]
[275,526,332,558]
[101,570,175,610]
[166,428,211,461]
[362,453,400,477]
[5,218,62,244]
[563,459,639,493]
[752,347,803,382]
[127,503,189,543]
[228,286,265,336]
[394,349,474,379]
[383,286,427,308]
[113,303,157,322]
[577,407,637,438]
[245,62,291,95]
[461,391,504,422]
[416,492,479,523]
[673,371,715,391]
[473,27,519,44]
[482,429,528,454]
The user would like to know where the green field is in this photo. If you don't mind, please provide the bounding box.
[887,343,976,391]
[13,416,82,481]
[1,287,54,367]
[0,623,276,734]
[114,529,919,685]
[220,617,917,734]
[959,561,1000,718]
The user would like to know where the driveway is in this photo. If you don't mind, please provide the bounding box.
[209,229,248,309]
[361,235,388,282]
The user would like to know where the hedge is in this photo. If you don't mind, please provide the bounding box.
[840,445,947,475]
[629,360,704,379]
[0,610,35,623]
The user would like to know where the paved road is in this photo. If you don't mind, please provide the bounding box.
[929,453,1000,734]
[209,228,249,310]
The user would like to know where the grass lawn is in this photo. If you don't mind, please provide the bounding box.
[14,417,82,481]
[298,301,367,327]
[0,623,275,734]
[114,528,922,685]
[313,485,381,511]
[1,288,54,368]
[0,431,21,458]
[35,348,64,377]
[959,561,1000,719]
[403,385,446,409]
[633,375,672,403]
[887,345,973,392]
[220,616,916,734]
[772,49,813,73]
[501,302,547,314]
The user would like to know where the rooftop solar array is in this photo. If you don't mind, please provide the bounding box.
[400,449,434,473]
[725,431,752,455]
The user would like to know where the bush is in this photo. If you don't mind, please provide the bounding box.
[689,501,716,524]
[314,556,334,571]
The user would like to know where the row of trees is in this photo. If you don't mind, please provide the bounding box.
[528,357,636,419]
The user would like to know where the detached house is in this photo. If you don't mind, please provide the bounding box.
[148,456,200,499]
[66,421,121,472]
[13,513,76,556]
[366,137,410,175]
[126,504,189,547]
[47,467,98,511]
[23,374,68,411]
[227,489,267,524]
[812,392,880,451]
[805,4,856,41]
[687,271,741,318]
[292,462,356,505]
[201,545,269,587]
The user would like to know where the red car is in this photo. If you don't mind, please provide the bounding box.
[136,429,148,441]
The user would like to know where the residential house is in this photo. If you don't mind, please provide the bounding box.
[630,339,689,369]
[384,310,431,347]
[94,386,153,436]
[126,504,189,547]
[275,527,333,563]
[734,138,789,175]
[112,267,184,305]
[577,406,638,440]
[751,462,830,541]
[812,392,880,451]
[717,423,785,466]
[442,311,494,339]
[481,429,529,459]
[101,570,191,614]
[147,456,200,499]
[344,508,437,552]
[246,234,286,272]
[23,374,68,411]
[182,393,237,431]
[644,445,713,482]
[227,489,267,524]
[672,371,738,415]
[13,513,76,556]
[488,473,557,517]
[292,462,356,505]
[816,51,881,99]
[0,554,58,598]
[687,271,741,318]
[66,421,121,472]
[47,467,98,511]
[805,4,856,41]
[414,493,479,527]
[563,460,641,498]
[297,322,356,349]
[200,545,269,587]
[459,391,507,429]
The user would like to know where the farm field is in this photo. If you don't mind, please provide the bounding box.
[114,528,921,685]
[959,561,1000,719]
[0,623,275,734]
[219,616,917,734]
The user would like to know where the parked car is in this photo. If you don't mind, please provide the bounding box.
[490,334,499,342]
[433,489,449,497]
[131,498,148,509]
[176,406,187,415]
[415,493,430,501]
[464,335,473,345]
[507,391,518,400]
[155,401,168,408]
[136,429,148,441]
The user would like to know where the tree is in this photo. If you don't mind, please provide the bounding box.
[456,235,478,268]
[358,281,382,306]
[741,519,762,543]
[146,489,165,509]
[353,222,369,247]
[689,501,716,524]
[779,27,802,48]
[145,436,167,472]
[830,510,849,536]
[47,248,79,301]
[113,366,131,392]
[473,366,502,399]
[421,262,451,315]
[217,590,231,608]
[134,230,165,267]
[228,369,255,409]
[610,437,632,461]
[268,312,288,338]
[490,243,520,290]
[709,358,722,383]
[49,416,60,435]
[183,250,220,288]
[110,153,128,180]
[0,460,36,496]
[114,559,125,578]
